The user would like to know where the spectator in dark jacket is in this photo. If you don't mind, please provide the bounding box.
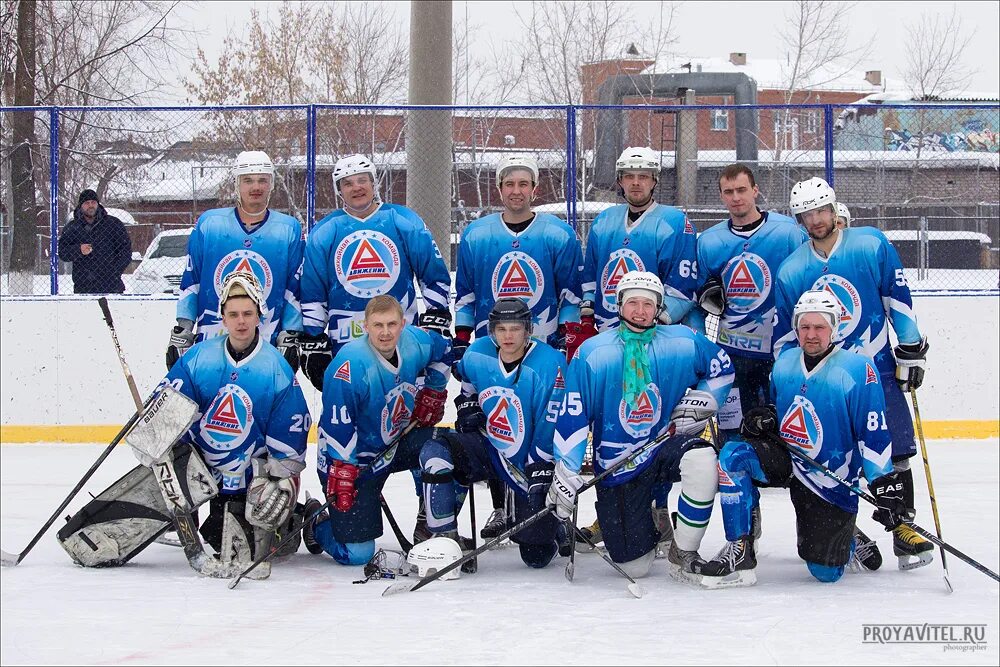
[57,189,132,294]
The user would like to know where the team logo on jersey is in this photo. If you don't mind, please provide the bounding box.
[380,383,416,442]
[601,249,645,310]
[779,395,823,452]
[865,363,878,385]
[553,368,565,390]
[334,230,402,298]
[491,252,545,307]
[333,361,351,383]
[479,386,525,457]
[683,217,695,235]
[723,253,771,313]
[214,250,274,300]
[201,384,254,450]
[810,274,862,342]
[618,383,661,438]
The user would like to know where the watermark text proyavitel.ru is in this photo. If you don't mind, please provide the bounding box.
[862,624,988,652]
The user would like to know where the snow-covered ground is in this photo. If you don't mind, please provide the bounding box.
[2,439,997,665]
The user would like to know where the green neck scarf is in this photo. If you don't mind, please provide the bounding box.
[619,325,655,408]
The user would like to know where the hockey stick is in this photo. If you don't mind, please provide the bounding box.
[383,422,678,596]
[564,504,578,581]
[1,395,154,567]
[910,389,953,593]
[764,433,999,584]
[466,481,478,573]
[230,421,418,589]
[573,522,645,598]
[380,494,414,553]
[99,298,227,578]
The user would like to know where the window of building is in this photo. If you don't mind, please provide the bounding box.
[711,109,729,131]
[804,111,819,134]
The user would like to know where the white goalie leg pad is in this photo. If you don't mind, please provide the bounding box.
[58,464,172,567]
[152,443,218,513]
[126,386,200,467]
[618,549,655,579]
[220,501,271,579]
[674,445,718,553]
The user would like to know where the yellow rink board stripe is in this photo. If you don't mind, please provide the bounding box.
[1,420,998,444]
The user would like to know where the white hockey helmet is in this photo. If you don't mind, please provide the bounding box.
[836,202,851,227]
[789,177,836,216]
[615,271,664,311]
[792,290,840,330]
[615,146,660,178]
[219,270,266,317]
[333,153,378,190]
[233,151,275,178]
[407,536,463,580]
[496,155,539,189]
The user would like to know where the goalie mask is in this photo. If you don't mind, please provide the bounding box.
[219,270,266,318]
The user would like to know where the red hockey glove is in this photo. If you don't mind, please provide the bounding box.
[326,460,360,512]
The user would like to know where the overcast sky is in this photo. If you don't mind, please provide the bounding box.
[166,0,999,101]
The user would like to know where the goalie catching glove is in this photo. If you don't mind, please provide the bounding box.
[894,337,928,392]
[246,457,305,530]
[669,389,718,436]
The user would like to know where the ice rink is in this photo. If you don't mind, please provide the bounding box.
[2,439,998,665]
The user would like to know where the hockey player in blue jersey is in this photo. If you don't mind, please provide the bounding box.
[774,177,933,568]
[61,271,310,569]
[296,154,452,391]
[547,271,735,586]
[167,151,305,371]
[835,202,851,229]
[699,291,906,584]
[416,298,568,568]
[302,295,452,565]
[453,154,583,539]
[694,164,807,443]
[581,147,698,333]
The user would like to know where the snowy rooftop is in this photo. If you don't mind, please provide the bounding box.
[643,56,887,93]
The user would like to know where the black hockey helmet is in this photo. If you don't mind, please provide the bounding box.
[488,298,533,338]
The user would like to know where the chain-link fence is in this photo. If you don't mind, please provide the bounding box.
[1,102,997,295]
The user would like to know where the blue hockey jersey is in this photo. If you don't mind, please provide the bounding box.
[456,337,567,493]
[554,326,734,486]
[301,203,451,354]
[455,212,583,342]
[177,207,305,343]
[771,346,893,513]
[582,203,698,330]
[317,326,451,478]
[696,211,806,358]
[773,227,923,375]
[160,335,309,494]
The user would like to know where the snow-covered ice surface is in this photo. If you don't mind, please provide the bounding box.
[2,440,998,665]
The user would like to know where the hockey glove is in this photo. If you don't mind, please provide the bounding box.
[413,387,448,426]
[451,328,472,377]
[546,460,585,521]
[669,389,719,437]
[894,337,928,392]
[696,276,726,316]
[870,472,910,531]
[741,404,779,438]
[454,393,486,434]
[275,330,301,373]
[298,332,333,391]
[326,460,360,512]
[418,308,453,338]
[525,460,554,510]
[246,457,304,529]
[165,319,195,370]
[563,320,597,360]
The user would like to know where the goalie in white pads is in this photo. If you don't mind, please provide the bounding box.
[60,272,309,571]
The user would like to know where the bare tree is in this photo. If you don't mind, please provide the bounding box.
[901,8,976,197]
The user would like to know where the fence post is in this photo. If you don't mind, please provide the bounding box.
[49,107,59,295]
[306,104,316,230]
[823,104,834,187]
[566,105,576,230]
[918,215,929,282]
